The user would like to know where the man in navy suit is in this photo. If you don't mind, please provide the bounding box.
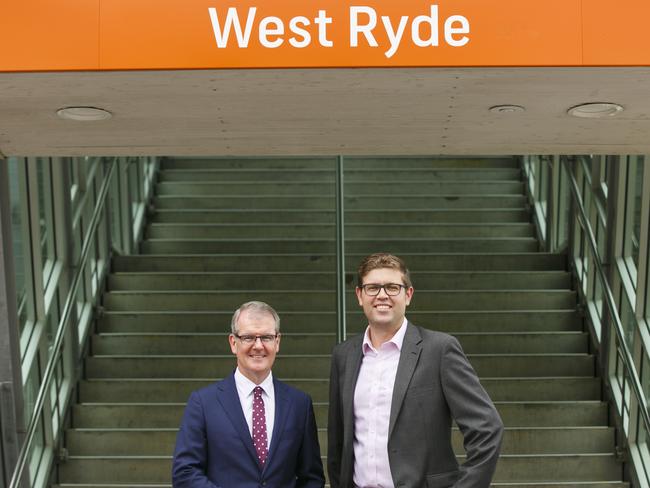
[172,301,325,488]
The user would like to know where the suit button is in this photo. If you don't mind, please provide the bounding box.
[261,482,267,487]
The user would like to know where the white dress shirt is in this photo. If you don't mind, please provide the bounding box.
[353,318,408,488]
[234,368,275,448]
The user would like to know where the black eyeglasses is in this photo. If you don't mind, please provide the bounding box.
[234,333,278,344]
[359,283,407,296]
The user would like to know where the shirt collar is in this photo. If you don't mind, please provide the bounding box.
[234,368,274,397]
[362,317,408,355]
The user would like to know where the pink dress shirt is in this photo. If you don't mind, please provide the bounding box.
[353,318,408,488]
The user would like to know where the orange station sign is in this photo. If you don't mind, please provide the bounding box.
[2,0,650,72]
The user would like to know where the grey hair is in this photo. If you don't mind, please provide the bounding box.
[230,301,281,334]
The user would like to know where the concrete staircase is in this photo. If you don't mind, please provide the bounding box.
[57,157,627,487]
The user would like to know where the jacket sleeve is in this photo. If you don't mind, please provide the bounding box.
[295,395,326,488]
[172,391,221,488]
[327,347,344,488]
[441,337,504,488]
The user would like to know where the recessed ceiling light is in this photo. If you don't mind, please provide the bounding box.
[56,106,112,121]
[489,105,525,114]
[568,102,623,118]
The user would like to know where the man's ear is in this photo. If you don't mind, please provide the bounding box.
[355,286,363,306]
[405,287,414,306]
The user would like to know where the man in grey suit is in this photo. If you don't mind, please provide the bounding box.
[328,253,503,488]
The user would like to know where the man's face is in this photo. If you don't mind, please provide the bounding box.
[229,310,280,383]
[356,267,414,329]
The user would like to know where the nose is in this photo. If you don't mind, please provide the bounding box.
[252,336,264,347]
[376,286,390,298]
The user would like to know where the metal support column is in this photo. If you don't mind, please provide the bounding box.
[599,158,621,394]
[118,159,134,254]
[0,161,25,488]
[545,156,560,252]
[335,156,346,344]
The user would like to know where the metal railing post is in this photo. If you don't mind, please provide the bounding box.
[335,156,346,344]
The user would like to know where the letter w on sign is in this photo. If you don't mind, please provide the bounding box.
[208,7,257,47]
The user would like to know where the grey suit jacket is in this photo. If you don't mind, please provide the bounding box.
[328,322,503,488]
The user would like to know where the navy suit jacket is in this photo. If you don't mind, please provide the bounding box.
[172,373,325,488]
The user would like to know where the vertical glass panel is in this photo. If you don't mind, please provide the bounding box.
[37,158,57,288]
[91,232,100,298]
[640,353,650,485]
[129,159,140,219]
[23,358,41,425]
[615,347,625,409]
[68,157,78,199]
[75,282,88,341]
[109,174,123,254]
[633,157,644,267]
[592,272,604,321]
[27,417,45,484]
[49,371,59,434]
[601,156,615,197]
[642,351,650,407]
[620,293,637,351]
[555,165,571,250]
[539,159,549,217]
[637,412,650,486]
[581,232,589,296]
[45,307,59,358]
[595,211,607,260]
[8,158,28,332]
[526,156,537,199]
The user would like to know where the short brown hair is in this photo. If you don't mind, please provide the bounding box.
[356,253,412,288]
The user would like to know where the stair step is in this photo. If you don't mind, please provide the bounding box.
[160,157,518,170]
[153,195,528,210]
[158,168,522,182]
[489,455,622,482]
[103,290,576,312]
[145,223,536,239]
[113,253,567,273]
[85,354,593,378]
[92,335,338,356]
[140,237,539,254]
[57,454,621,483]
[99,310,582,334]
[65,427,613,456]
[490,484,628,488]
[79,378,601,403]
[155,181,524,196]
[92,332,589,355]
[108,270,570,291]
[72,401,608,429]
[153,209,531,224]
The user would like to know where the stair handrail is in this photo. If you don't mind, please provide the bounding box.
[8,159,118,488]
[562,159,650,435]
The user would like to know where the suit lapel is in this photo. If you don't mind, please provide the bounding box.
[342,335,364,433]
[215,373,259,467]
[388,323,422,438]
[264,378,290,471]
